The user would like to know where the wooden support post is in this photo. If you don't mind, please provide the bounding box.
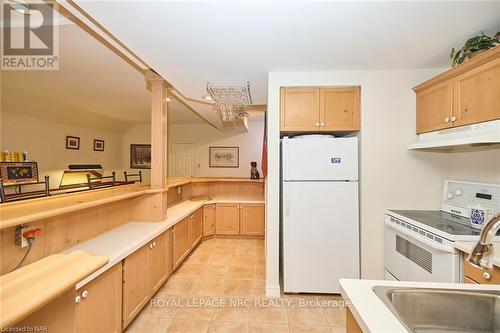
[135,70,169,221]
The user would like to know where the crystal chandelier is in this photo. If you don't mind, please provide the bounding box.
[206,82,253,122]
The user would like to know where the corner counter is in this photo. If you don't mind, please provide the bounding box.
[340,278,500,333]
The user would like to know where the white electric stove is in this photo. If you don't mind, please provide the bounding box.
[385,180,500,283]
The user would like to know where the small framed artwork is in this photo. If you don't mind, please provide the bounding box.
[209,146,239,168]
[66,136,80,150]
[0,162,39,185]
[130,144,151,169]
[94,139,105,152]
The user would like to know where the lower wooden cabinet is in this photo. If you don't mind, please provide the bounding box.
[76,263,122,333]
[123,229,173,328]
[148,231,172,296]
[464,262,500,284]
[173,216,191,269]
[216,204,240,235]
[14,289,76,333]
[240,204,265,236]
[346,308,363,333]
[203,204,216,237]
[190,208,203,248]
[122,244,149,328]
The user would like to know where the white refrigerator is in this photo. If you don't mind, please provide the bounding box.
[282,135,359,293]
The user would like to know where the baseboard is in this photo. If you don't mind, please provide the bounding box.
[265,283,281,298]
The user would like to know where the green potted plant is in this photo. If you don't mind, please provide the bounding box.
[450,32,500,66]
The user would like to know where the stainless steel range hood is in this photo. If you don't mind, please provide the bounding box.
[408,120,500,150]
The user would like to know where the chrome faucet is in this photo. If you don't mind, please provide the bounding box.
[468,214,500,270]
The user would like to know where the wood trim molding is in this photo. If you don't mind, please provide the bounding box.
[413,46,500,92]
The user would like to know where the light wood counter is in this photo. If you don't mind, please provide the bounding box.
[0,251,108,328]
[167,177,264,188]
[0,184,150,230]
[0,178,263,230]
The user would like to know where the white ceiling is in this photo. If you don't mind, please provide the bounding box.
[2,10,206,132]
[75,1,500,105]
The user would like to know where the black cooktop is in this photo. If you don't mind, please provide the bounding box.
[389,210,489,236]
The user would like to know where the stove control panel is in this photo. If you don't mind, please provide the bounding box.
[442,180,500,218]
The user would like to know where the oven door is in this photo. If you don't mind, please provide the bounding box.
[384,224,461,283]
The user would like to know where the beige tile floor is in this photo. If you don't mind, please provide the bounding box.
[126,238,347,333]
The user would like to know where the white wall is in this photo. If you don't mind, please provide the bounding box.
[169,118,265,178]
[1,112,124,189]
[446,149,500,183]
[122,123,152,182]
[266,69,456,295]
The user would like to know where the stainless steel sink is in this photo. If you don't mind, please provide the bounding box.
[373,286,500,333]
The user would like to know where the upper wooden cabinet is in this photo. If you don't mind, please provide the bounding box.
[280,86,360,132]
[414,47,500,134]
[416,80,453,133]
[280,87,320,131]
[453,57,500,127]
[320,87,360,131]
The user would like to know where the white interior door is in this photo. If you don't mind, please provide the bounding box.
[169,143,194,177]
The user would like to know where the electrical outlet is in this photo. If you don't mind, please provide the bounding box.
[15,226,34,248]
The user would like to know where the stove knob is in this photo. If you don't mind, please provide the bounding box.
[447,193,454,199]
[455,189,463,196]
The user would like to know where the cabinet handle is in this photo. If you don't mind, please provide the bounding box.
[212,205,215,208]
[81,290,89,298]
[320,123,325,127]
[315,122,320,127]
[444,117,450,123]
[344,109,349,113]
[75,295,81,303]
[153,241,156,247]
[450,116,456,122]
[149,243,153,249]
[483,272,492,280]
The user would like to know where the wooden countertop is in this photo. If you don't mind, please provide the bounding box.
[167,177,264,188]
[0,178,263,230]
[0,184,150,230]
[0,251,108,328]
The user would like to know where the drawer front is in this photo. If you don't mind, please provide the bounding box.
[464,263,500,284]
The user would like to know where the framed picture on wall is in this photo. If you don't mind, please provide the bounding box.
[130,144,151,169]
[209,146,239,168]
[94,139,105,151]
[0,162,39,185]
[66,136,80,150]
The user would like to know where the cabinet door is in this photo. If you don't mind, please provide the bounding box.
[122,245,149,328]
[240,204,265,236]
[173,217,191,269]
[280,87,320,132]
[416,80,453,133]
[190,208,203,248]
[15,290,76,333]
[453,57,500,127]
[77,263,122,333]
[203,204,216,237]
[464,263,500,284]
[148,233,169,296]
[216,204,240,235]
[320,87,360,131]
